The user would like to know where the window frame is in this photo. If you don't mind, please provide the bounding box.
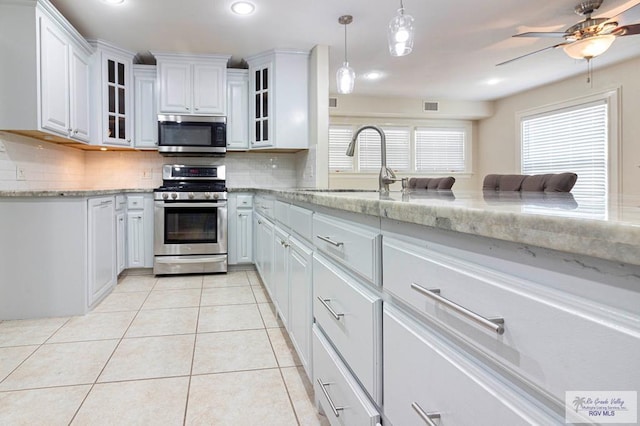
[515,88,620,195]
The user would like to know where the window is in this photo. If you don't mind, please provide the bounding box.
[415,127,466,172]
[358,127,410,172]
[328,121,471,174]
[328,126,354,172]
[520,100,609,196]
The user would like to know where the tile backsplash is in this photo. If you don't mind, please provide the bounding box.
[0,132,308,191]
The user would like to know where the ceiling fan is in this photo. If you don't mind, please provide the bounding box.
[498,0,640,66]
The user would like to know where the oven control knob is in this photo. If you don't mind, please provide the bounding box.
[204,192,212,199]
[162,193,169,200]
[188,192,195,199]
[171,193,178,200]
[213,193,220,200]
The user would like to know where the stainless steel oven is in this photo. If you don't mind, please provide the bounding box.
[153,164,227,275]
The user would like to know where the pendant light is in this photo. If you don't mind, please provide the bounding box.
[388,0,414,57]
[336,15,355,94]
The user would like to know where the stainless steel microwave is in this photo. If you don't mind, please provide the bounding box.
[157,115,226,155]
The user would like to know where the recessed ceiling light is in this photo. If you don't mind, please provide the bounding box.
[363,71,384,80]
[231,1,255,15]
[486,78,501,85]
[102,0,125,4]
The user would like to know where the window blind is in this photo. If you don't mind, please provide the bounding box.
[521,101,607,196]
[415,128,465,172]
[328,126,354,172]
[358,127,410,172]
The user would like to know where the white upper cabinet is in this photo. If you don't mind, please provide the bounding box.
[0,1,93,143]
[246,50,309,150]
[133,65,158,149]
[153,53,231,115]
[89,40,135,147]
[226,69,249,150]
[69,46,91,142]
[39,9,92,143]
[39,15,70,137]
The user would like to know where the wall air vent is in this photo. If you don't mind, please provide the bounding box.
[329,97,338,108]
[423,101,439,112]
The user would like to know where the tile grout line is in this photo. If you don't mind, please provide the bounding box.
[67,276,156,424]
[0,315,73,388]
[182,274,204,426]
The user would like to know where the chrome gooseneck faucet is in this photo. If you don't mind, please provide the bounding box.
[346,125,398,193]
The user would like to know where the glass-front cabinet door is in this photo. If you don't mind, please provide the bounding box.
[91,40,134,147]
[250,63,272,148]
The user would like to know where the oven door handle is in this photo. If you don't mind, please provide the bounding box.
[157,202,227,208]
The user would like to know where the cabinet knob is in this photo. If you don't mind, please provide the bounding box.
[195,107,199,111]
[73,129,79,134]
[127,139,131,143]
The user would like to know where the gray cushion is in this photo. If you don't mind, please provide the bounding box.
[408,177,455,190]
[483,173,577,192]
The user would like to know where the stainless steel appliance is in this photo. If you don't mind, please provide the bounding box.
[154,164,227,275]
[157,115,226,155]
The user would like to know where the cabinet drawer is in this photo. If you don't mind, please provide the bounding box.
[383,236,640,402]
[254,196,274,219]
[313,254,382,404]
[313,213,381,285]
[115,194,126,211]
[289,204,313,241]
[383,306,559,426]
[236,194,253,208]
[313,326,380,426]
[275,200,289,225]
[127,195,144,210]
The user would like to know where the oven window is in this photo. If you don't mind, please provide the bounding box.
[164,207,218,244]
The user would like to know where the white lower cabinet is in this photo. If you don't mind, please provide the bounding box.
[254,211,274,294]
[127,210,145,268]
[126,194,154,268]
[313,325,381,426]
[313,253,382,404]
[87,196,117,307]
[273,225,289,327]
[116,211,126,275]
[383,305,560,426]
[287,235,313,378]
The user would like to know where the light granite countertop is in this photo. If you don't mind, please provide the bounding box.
[0,188,153,197]
[237,188,640,267]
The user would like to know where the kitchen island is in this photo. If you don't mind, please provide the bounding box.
[235,187,640,425]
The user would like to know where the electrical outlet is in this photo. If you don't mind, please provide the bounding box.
[16,167,26,181]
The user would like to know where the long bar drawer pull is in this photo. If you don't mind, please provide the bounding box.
[317,379,344,417]
[411,283,505,335]
[317,297,344,321]
[316,235,344,247]
[411,402,441,426]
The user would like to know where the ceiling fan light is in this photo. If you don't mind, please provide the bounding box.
[336,62,355,94]
[388,8,414,57]
[563,34,616,59]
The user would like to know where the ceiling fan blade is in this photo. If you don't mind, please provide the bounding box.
[613,23,640,36]
[604,1,640,27]
[496,43,569,66]
[513,31,568,38]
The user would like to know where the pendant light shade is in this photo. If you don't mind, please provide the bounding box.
[388,1,414,57]
[337,15,355,94]
[336,62,355,94]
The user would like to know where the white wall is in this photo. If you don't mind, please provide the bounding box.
[0,132,85,191]
[477,57,640,195]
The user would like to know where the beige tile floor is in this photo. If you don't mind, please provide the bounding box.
[0,271,329,426]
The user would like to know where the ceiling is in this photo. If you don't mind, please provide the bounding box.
[50,0,640,101]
